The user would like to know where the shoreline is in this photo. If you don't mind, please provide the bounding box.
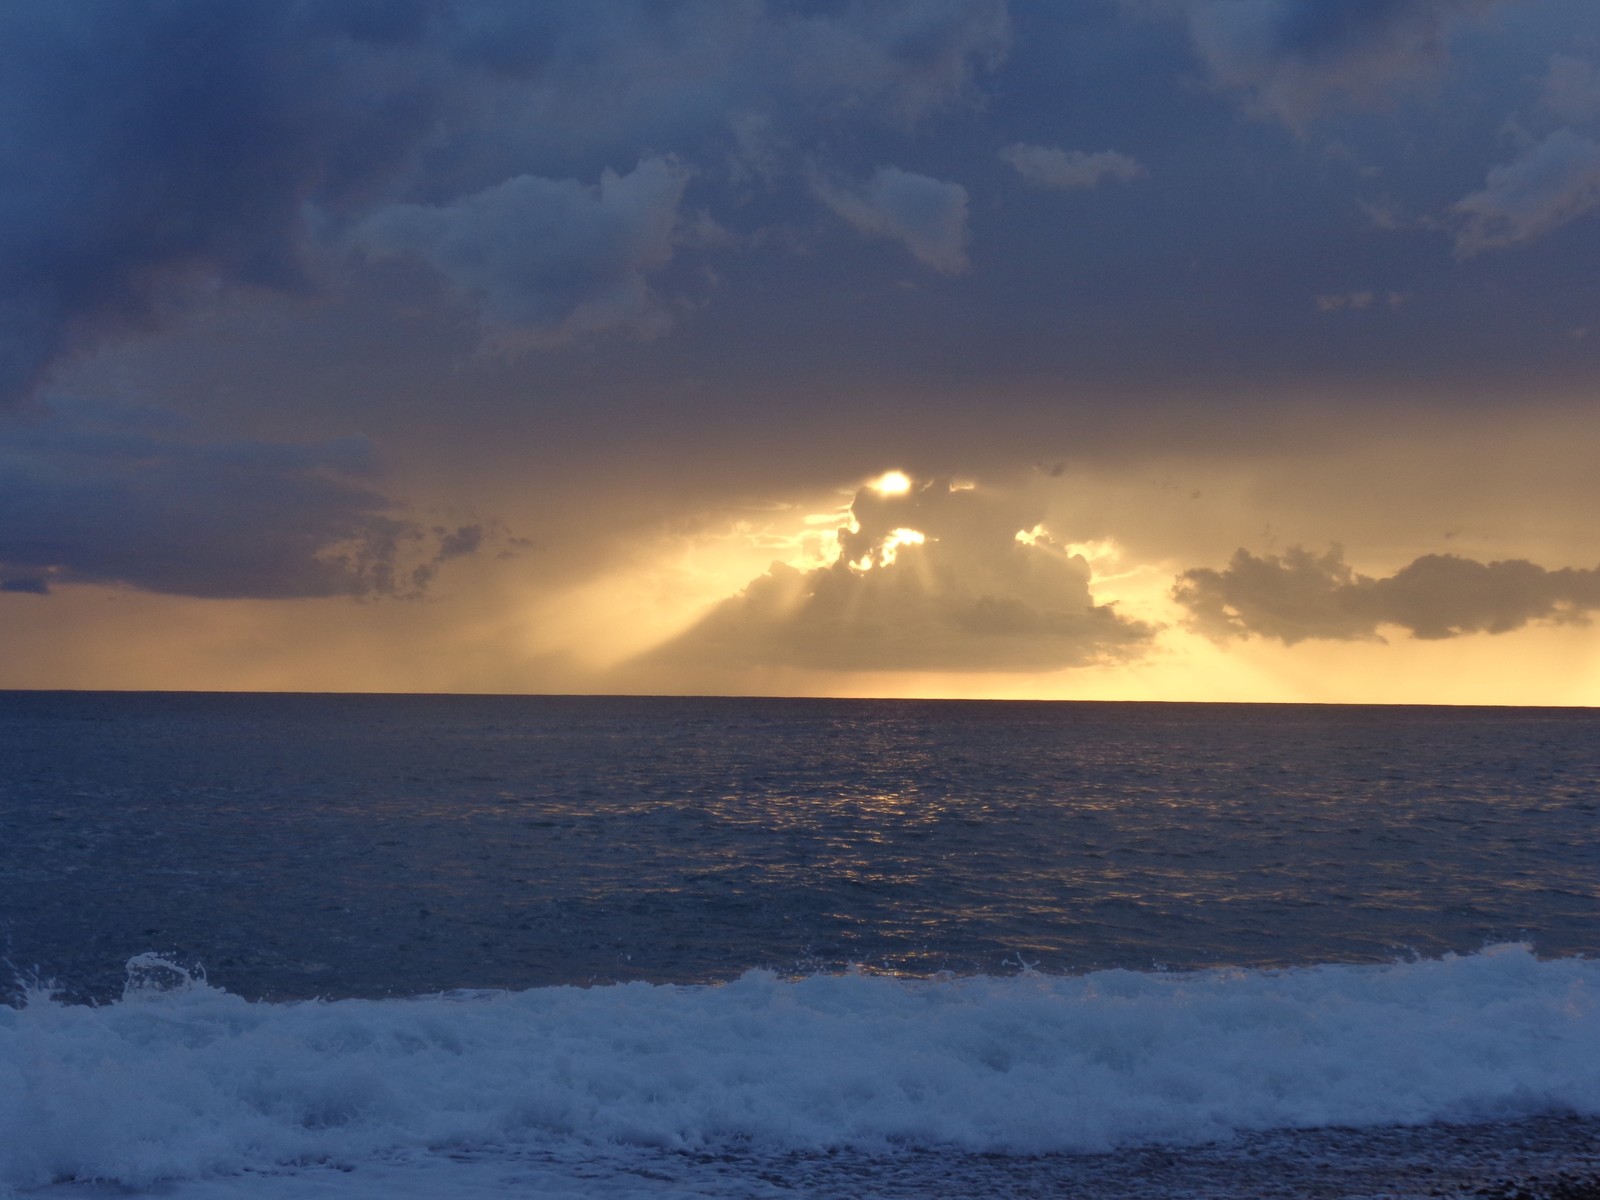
[32,1113,1600,1199]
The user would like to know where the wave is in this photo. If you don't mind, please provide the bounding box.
[2,945,1596,1193]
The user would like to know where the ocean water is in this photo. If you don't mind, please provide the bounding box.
[1,692,1597,1198]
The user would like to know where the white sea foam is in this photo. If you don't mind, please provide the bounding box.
[2,945,1596,1195]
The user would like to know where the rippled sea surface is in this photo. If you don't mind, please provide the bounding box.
[3,692,1596,1002]
[5,692,1600,1199]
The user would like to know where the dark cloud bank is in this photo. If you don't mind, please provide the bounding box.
[1175,546,1600,644]
[0,404,483,599]
[639,477,1152,674]
[4,0,1598,651]
[3,0,1595,409]
[0,0,1012,609]
[0,0,1010,406]
[1181,0,1500,124]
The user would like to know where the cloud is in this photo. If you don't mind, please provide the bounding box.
[999,144,1146,190]
[776,0,1010,126]
[1451,129,1600,253]
[0,0,1010,405]
[0,2,458,405]
[1179,0,1498,125]
[1544,54,1600,125]
[356,158,691,347]
[1174,545,1600,643]
[1314,290,1375,311]
[0,402,488,599]
[638,474,1153,673]
[1314,290,1406,311]
[814,167,971,273]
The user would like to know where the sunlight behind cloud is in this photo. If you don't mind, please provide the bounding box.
[618,469,1157,683]
[854,526,928,571]
[870,470,913,496]
[520,489,866,672]
[879,527,926,568]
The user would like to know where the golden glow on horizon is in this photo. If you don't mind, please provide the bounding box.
[803,622,1600,706]
[8,440,1600,707]
[498,464,1600,707]
[4,571,1598,706]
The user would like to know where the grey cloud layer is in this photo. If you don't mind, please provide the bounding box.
[1452,114,1600,255]
[1,0,1596,515]
[1164,0,1600,256]
[357,158,691,345]
[0,0,1009,403]
[0,2,452,405]
[812,167,971,273]
[1175,546,1600,643]
[0,405,483,599]
[642,479,1152,674]
[1443,36,1600,255]
[1179,0,1500,124]
[999,144,1144,190]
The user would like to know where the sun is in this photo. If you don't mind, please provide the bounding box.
[869,469,913,495]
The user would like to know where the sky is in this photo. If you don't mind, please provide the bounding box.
[2,0,1599,703]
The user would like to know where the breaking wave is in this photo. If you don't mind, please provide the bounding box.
[2,945,1596,1193]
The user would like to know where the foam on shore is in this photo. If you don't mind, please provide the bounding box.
[3,945,1596,1194]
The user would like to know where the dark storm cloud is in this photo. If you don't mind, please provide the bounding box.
[435,524,486,560]
[750,0,1010,126]
[1177,0,1500,124]
[5,0,1596,437]
[0,403,484,599]
[0,0,1009,404]
[0,1,455,405]
[642,477,1153,673]
[1162,0,1600,256]
[1174,546,1600,644]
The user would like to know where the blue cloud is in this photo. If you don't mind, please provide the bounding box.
[813,166,971,273]
[0,402,488,599]
[0,0,1011,405]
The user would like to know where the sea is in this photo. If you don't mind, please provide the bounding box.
[1,691,1597,1199]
